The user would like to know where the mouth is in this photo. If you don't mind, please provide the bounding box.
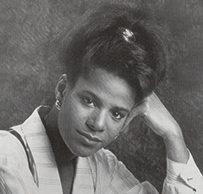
[77,130,102,143]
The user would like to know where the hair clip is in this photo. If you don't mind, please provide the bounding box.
[117,27,135,43]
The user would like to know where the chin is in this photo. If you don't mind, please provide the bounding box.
[70,146,100,158]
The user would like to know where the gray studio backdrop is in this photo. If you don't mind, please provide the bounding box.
[1,0,203,192]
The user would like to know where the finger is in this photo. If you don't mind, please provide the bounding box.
[122,101,148,130]
[139,111,148,118]
[137,102,149,118]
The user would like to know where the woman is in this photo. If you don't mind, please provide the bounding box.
[0,3,202,194]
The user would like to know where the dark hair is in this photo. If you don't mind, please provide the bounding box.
[61,3,170,102]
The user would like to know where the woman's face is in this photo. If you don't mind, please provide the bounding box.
[57,68,135,157]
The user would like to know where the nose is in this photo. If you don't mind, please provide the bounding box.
[86,109,106,132]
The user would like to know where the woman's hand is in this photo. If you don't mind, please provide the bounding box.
[124,92,189,163]
[134,93,180,138]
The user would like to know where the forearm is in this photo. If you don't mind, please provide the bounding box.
[163,124,189,164]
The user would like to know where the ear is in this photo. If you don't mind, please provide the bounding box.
[55,74,68,101]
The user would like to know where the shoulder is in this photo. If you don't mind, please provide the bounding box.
[0,130,28,168]
[0,130,20,148]
[95,148,119,166]
[92,148,131,176]
[0,130,39,193]
[89,148,141,192]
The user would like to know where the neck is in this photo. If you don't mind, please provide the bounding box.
[42,106,76,165]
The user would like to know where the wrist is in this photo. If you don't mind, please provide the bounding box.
[163,126,189,163]
[162,122,182,140]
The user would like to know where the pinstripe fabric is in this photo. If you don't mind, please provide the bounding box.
[12,110,64,194]
[12,107,142,194]
[5,107,158,194]
[0,107,202,194]
[8,129,39,186]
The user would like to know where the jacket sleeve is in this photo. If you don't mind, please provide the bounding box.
[0,130,39,194]
[98,148,159,194]
[162,151,203,194]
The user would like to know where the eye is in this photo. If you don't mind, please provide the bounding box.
[83,97,95,107]
[111,111,125,120]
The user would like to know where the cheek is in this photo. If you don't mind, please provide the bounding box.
[103,122,124,144]
[68,98,92,120]
[58,100,90,134]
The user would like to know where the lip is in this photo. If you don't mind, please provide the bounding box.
[77,130,102,143]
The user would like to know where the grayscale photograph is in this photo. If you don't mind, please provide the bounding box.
[0,0,203,193]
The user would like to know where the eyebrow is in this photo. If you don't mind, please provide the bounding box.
[112,107,130,113]
[80,90,100,102]
[80,90,131,113]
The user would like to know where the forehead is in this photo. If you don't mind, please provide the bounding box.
[72,68,136,109]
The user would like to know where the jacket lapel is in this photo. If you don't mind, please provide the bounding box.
[72,157,95,194]
[15,107,63,194]
[14,107,96,194]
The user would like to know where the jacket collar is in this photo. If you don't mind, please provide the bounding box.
[16,106,95,194]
